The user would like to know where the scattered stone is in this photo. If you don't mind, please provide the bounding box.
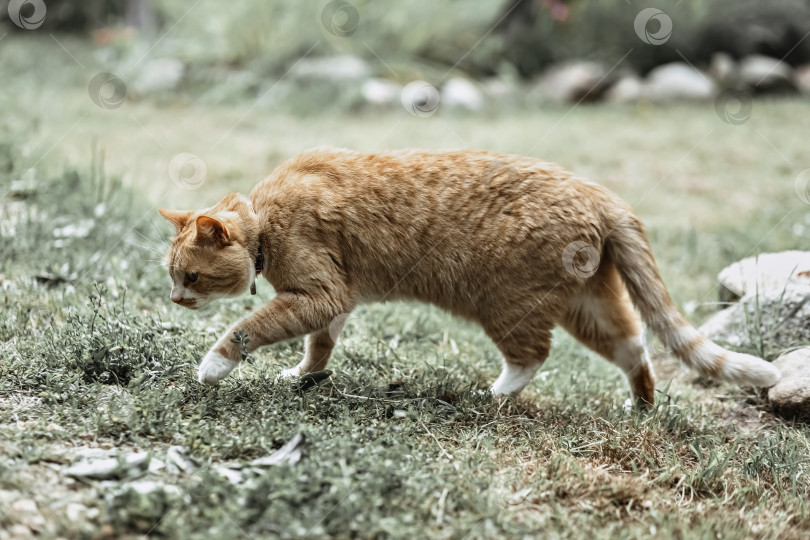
[709,52,739,88]
[794,64,810,95]
[538,61,612,103]
[481,76,515,102]
[5,524,34,539]
[604,74,643,103]
[251,432,305,467]
[644,62,715,101]
[441,78,485,111]
[66,450,150,480]
[291,55,370,81]
[361,78,402,106]
[105,481,181,533]
[133,58,184,94]
[166,446,196,474]
[768,348,810,421]
[717,251,810,303]
[10,499,46,532]
[65,502,89,522]
[699,283,810,350]
[738,55,796,94]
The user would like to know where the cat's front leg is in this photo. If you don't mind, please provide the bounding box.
[198,349,240,385]
[199,291,351,385]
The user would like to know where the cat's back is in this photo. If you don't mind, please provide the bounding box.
[251,146,584,199]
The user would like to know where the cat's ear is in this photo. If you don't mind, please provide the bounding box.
[195,215,230,246]
[158,209,192,233]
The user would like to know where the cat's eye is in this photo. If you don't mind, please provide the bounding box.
[186,272,199,283]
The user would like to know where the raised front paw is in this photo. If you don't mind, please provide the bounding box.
[198,351,238,385]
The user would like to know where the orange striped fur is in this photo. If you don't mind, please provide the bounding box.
[160,148,780,403]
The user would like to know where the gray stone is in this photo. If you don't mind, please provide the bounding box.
[361,78,402,106]
[105,481,181,533]
[739,55,796,93]
[768,348,810,421]
[605,74,643,103]
[794,64,810,95]
[290,55,370,81]
[166,446,197,474]
[644,62,715,101]
[66,451,150,480]
[441,78,485,111]
[699,283,810,350]
[134,58,184,94]
[538,61,612,103]
[717,251,810,303]
[709,52,738,88]
[250,432,305,467]
[10,499,46,532]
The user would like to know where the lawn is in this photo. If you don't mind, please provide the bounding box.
[1,35,809,539]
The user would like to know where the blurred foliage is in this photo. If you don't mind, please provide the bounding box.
[5,0,810,80]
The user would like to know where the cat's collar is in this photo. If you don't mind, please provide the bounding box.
[248,199,264,295]
[250,239,265,295]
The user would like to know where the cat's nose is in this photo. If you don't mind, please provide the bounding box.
[170,287,183,303]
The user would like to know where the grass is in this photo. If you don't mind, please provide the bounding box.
[1,34,810,539]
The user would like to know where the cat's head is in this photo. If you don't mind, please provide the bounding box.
[159,207,254,310]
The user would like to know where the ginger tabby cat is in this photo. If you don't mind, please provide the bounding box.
[160,148,780,404]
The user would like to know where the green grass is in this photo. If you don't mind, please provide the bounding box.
[1,35,810,539]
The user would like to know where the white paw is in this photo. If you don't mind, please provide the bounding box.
[277,366,302,380]
[198,351,238,385]
[622,398,634,412]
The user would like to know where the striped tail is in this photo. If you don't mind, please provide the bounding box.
[605,214,780,387]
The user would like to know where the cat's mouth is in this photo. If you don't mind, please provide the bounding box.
[173,297,199,309]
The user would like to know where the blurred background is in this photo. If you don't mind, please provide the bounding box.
[3,0,810,205]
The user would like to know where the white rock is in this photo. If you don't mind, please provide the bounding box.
[10,499,46,532]
[739,55,795,93]
[290,55,370,81]
[134,58,184,94]
[699,283,810,350]
[361,78,402,105]
[605,74,643,103]
[717,251,810,302]
[66,451,150,480]
[65,502,88,522]
[441,77,485,110]
[645,62,715,101]
[794,64,810,94]
[538,61,610,103]
[710,52,738,87]
[481,77,515,101]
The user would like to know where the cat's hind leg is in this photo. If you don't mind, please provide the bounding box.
[560,260,655,405]
[279,327,336,378]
